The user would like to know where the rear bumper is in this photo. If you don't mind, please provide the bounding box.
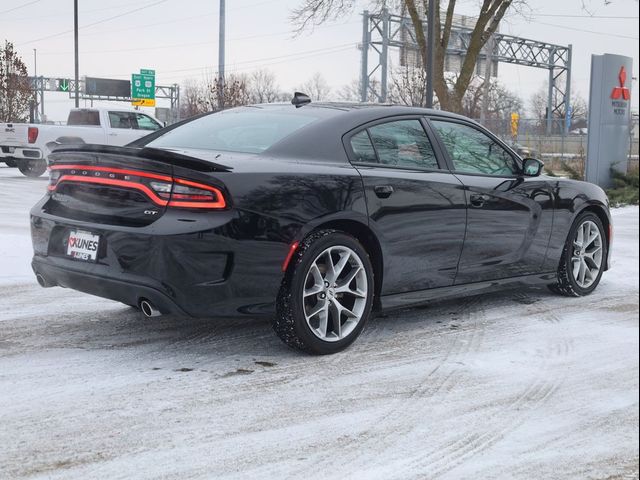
[32,257,188,315]
[30,197,289,317]
[0,145,43,159]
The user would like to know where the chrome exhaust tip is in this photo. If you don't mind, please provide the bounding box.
[35,273,51,288]
[139,299,162,318]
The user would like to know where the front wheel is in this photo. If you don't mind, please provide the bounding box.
[273,230,374,354]
[17,158,47,177]
[549,212,607,297]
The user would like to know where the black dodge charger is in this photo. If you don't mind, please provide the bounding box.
[31,99,612,354]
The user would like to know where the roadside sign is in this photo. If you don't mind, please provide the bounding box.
[565,106,573,132]
[132,98,156,107]
[131,69,156,107]
[57,79,70,92]
[510,112,519,138]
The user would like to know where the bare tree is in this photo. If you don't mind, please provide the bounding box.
[459,76,522,120]
[529,84,588,124]
[337,79,361,102]
[300,72,331,101]
[292,0,522,113]
[0,41,32,123]
[389,63,428,106]
[248,69,283,104]
[180,78,208,118]
[201,73,251,111]
[338,78,380,102]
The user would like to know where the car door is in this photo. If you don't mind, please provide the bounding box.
[345,117,467,295]
[106,111,142,146]
[427,117,553,284]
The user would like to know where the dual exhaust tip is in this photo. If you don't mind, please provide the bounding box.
[139,299,162,318]
[36,273,52,288]
[36,272,163,318]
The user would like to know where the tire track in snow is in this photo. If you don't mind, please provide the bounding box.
[398,311,572,479]
[303,295,488,475]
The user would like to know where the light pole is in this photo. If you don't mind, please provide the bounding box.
[73,0,79,108]
[425,0,436,108]
[218,0,225,109]
[33,48,38,122]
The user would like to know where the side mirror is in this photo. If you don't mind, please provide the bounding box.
[522,157,544,177]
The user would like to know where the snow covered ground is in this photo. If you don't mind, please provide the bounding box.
[0,165,638,480]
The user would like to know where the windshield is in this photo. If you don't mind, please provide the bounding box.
[146,107,323,154]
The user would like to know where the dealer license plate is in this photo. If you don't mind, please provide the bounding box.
[66,230,100,262]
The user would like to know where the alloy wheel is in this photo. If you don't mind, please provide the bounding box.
[571,219,603,289]
[302,245,368,342]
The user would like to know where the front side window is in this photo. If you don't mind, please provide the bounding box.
[135,113,161,131]
[367,120,438,169]
[430,120,519,176]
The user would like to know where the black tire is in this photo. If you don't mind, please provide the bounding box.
[548,211,607,297]
[4,158,17,168]
[273,229,374,355]
[17,158,47,177]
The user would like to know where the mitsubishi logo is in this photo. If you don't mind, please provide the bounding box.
[611,66,631,100]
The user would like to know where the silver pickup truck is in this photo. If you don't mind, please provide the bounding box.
[0,107,163,177]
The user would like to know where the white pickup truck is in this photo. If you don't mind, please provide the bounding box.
[0,107,163,177]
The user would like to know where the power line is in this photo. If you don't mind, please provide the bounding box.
[0,0,156,22]
[36,20,361,55]
[157,45,357,82]
[0,0,41,15]
[98,43,356,81]
[17,0,169,46]
[531,13,639,19]
[153,43,356,75]
[531,20,639,40]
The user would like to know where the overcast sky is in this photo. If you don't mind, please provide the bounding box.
[1,0,638,121]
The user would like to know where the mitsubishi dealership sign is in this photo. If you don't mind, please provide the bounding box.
[586,54,633,188]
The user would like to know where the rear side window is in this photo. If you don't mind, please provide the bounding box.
[109,112,136,129]
[67,110,100,126]
[146,108,323,154]
[350,130,377,163]
[351,119,438,169]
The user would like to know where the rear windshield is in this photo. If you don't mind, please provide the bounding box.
[67,110,100,126]
[146,108,322,154]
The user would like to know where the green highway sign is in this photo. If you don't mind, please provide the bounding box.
[131,68,156,106]
[58,79,70,92]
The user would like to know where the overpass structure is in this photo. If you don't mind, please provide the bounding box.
[360,9,573,134]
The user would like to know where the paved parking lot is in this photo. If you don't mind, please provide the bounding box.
[0,165,638,479]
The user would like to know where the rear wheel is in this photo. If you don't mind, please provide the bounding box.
[548,212,607,297]
[17,158,47,177]
[273,230,374,354]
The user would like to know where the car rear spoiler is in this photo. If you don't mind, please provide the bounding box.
[48,144,231,173]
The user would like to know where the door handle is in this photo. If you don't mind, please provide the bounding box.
[470,193,490,208]
[374,185,394,198]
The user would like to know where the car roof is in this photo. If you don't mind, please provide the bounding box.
[257,102,477,162]
[249,101,471,122]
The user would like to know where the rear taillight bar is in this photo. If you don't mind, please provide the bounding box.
[48,165,226,210]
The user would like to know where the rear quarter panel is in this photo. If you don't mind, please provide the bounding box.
[170,156,369,314]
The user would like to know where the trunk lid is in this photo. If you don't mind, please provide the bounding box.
[45,145,229,227]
